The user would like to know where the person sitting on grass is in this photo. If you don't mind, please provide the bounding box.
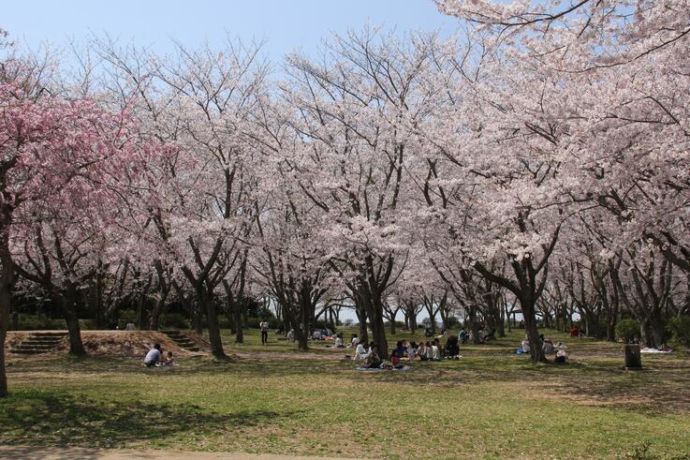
[393,341,407,360]
[418,342,428,361]
[144,344,162,367]
[350,334,359,348]
[354,341,369,363]
[555,345,568,364]
[459,329,468,344]
[444,335,460,359]
[407,341,418,361]
[366,343,382,369]
[542,337,555,355]
[162,351,176,366]
[431,339,441,361]
[334,334,345,348]
[516,336,530,355]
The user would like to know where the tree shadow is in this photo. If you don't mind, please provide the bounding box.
[0,390,299,450]
[345,357,690,415]
[554,364,690,416]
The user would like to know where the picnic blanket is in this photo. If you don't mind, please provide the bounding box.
[355,365,412,372]
[640,347,673,354]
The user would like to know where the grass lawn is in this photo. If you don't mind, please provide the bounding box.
[2,329,689,459]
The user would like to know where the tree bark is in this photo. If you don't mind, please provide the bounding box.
[60,290,86,356]
[233,299,244,344]
[0,274,11,397]
[1,207,16,397]
[201,289,225,358]
[356,304,369,345]
[366,295,388,359]
[521,295,545,363]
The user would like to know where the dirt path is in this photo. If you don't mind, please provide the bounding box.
[0,446,351,460]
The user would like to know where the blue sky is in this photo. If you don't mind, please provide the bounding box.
[2,1,459,63]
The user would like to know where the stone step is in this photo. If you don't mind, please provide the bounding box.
[161,330,201,351]
[11,347,53,354]
[172,339,195,345]
[22,338,63,344]
[31,332,68,337]
[10,332,67,354]
[15,342,57,348]
[23,338,63,343]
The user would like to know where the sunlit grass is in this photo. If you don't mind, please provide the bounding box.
[3,329,689,459]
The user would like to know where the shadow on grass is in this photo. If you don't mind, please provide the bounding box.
[347,356,690,415]
[557,363,690,416]
[0,390,298,450]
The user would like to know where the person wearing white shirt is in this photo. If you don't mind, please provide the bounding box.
[260,321,269,345]
[431,340,441,361]
[354,342,369,363]
[144,344,161,367]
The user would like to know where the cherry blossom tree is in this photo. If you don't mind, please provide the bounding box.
[281,29,441,357]
[0,74,150,395]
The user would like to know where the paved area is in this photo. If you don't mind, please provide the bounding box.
[0,447,349,460]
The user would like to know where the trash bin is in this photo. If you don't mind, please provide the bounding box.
[624,343,642,370]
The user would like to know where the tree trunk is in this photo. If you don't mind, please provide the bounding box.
[192,304,203,335]
[60,289,86,356]
[641,312,665,348]
[409,312,417,332]
[295,327,309,351]
[470,318,482,344]
[0,203,15,396]
[233,300,244,344]
[149,297,166,331]
[201,290,225,358]
[0,277,11,397]
[366,296,388,359]
[521,296,545,363]
[64,310,86,356]
[149,301,161,331]
[497,305,505,337]
[428,312,437,335]
[356,305,368,345]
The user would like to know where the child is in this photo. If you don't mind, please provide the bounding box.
[162,351,176,366]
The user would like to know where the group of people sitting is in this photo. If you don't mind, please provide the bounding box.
[143,343,176,367]
[352,335,462,368]
[515,335,568,363]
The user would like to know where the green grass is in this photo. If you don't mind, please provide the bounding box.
[2,329,690,459]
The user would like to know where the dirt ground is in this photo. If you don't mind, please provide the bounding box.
[5,330,208,359]
[0,446,348,460]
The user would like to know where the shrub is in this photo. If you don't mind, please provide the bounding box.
[312,319,334,331]
[161,312,190,330]
[245,316,269,329]
[116,309,137,330]
[444,316,461,329]
[669,316,690,347]
[15,314,64,330]
[79,319,100,330]
[616,318,641,344]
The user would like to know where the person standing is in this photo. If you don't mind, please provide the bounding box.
[260,320,269,345]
